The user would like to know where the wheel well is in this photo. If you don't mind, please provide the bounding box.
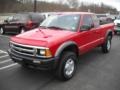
[60,45,79,58]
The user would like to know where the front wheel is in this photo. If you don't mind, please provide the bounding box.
[101,36,112,53]
[56,51,78,81]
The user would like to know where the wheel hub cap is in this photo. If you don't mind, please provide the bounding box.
[65,58,75,76]
[107,40,111,50]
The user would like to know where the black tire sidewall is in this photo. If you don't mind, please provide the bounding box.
[57,51,77,80]
[105,36,111,52]
[63,55,76,79]
[102,36,112,53]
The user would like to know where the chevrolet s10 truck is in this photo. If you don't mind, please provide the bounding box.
[8,12,114,81]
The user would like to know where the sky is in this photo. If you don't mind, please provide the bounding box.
[39,0,120,11]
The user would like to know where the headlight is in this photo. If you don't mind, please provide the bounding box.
[37,48,52,58]
[39,49,46,55]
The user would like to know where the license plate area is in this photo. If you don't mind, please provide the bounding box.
[33,60,41,64]
[12,56,23,61]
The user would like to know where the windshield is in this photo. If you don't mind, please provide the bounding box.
[40,14,80,31]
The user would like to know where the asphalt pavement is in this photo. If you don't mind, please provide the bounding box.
[0,34,120,90]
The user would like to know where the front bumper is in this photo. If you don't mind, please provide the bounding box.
[8,49,59,70]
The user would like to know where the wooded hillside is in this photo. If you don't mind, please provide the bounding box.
[0,0,118,14]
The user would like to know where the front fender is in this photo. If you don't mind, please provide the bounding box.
[105,29,113,39]
[55,41,78,57]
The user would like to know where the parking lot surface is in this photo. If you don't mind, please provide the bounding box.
[0,34,120,90]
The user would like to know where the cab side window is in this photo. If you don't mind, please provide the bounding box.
[83,15,93,26]
[80,15,94,31]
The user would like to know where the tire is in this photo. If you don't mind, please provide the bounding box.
[101,36,112,53]
[20,28,25,34]
[56,51,78,81]
[0,27,5,35]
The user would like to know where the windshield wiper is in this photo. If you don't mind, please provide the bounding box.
[39,26,48,29]
[47,26,67,30]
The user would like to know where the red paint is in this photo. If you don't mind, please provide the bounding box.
[10,12,114,56]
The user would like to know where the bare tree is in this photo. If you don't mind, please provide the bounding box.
[67,0,79,8]
[0,0,118,14]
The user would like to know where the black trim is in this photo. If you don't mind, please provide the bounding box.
[105,30,113,38]
[55,41,78,57]
[8,49,59,70]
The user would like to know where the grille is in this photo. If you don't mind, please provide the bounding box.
[11,42,35,57]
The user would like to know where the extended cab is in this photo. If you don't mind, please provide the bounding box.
[8,12,114,80]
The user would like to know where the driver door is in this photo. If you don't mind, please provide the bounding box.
[78,15,96,54]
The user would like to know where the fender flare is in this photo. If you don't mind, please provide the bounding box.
[55,41,78,57]
[105,29,113,39]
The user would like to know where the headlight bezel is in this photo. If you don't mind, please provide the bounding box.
[36,48,52,58]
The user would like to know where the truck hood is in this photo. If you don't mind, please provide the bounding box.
[11,28,75,47]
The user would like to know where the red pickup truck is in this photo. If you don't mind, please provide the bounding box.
[8,12,114,80]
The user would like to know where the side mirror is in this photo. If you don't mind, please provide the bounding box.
[80,24,95,31]
[80,24,93,31]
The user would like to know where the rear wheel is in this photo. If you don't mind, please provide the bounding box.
[0,27,5,35]
[101,36,112,53]
[56,51,77,81]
